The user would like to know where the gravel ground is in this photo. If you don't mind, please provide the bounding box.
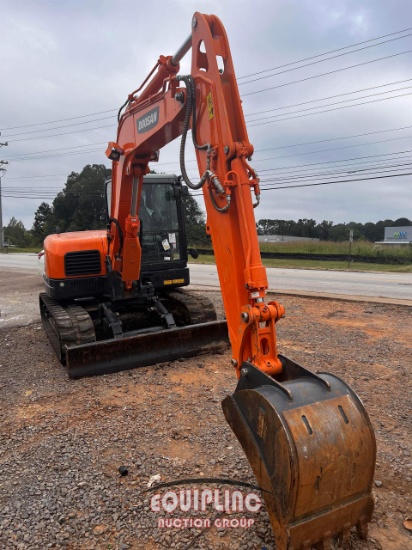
[0,271,411,549]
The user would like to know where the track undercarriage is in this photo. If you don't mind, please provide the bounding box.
[40,289,229,378]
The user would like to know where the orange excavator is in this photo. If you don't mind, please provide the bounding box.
[40,13,376,549]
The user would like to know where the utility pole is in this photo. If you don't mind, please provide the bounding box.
[0,136,9,250]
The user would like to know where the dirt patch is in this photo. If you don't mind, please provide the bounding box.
[0,272,411,549]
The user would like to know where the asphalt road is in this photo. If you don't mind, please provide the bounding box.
[1,252,411,303]
[188,263,412,303]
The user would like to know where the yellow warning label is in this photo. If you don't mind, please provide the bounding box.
[163,278,185,285]
[207,93,214,120]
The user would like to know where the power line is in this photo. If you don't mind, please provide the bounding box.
[5,72,412,143]
[253,134,412,162]
[4,66,412,145]
[2,26,410,133]
[10,77,409,145]
[149,129,412,171]
[248,91,412,127]
[6,124,114,144]
[3,83,412,165]
[255,124,412,153]
[259,171,412,191]
[243,49,412,97]
[179,153,412,178]
[239,32,412,86]
[0,194,103,199]
[258,159,412,182]
[237,26,412,80]
[8,105,412,162]
[4,162,411,200]
[8,161,411,197]
[4,168,411,199]
[247,86,412,124]
[3,173,68,180]
[8,148,105,162]
[0,109,118,132]
[3,116,116,139]
[259,163,412,185]
[245,78,412,118]
[4,84,412,150]
[190,170,412,196]
[253,148,412,169]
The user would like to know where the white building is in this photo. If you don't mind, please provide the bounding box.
[376,226,412,246]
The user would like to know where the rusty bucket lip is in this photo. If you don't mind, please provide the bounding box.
[66,319,229,378]
[222,356,376,550]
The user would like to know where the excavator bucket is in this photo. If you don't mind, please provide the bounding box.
[222,355,376,550]
[66,320,229,378]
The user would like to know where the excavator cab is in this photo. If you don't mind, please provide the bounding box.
[105,173,192,289]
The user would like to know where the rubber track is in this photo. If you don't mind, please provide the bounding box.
[40,293,95,363]
[161,288,217,325]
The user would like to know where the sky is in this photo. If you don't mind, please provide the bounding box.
[1,0,412,232]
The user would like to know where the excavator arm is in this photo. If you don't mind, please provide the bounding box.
[103,13,376,549]
[106,14,285,378]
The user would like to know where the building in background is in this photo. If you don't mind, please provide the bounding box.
[376,226,412,246]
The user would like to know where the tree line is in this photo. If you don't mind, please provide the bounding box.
[2,164,410,247]
[3,164,208,247]
[256,217,411,243]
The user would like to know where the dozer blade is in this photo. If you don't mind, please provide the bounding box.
[222,355,376,550]
[66,320,229,378]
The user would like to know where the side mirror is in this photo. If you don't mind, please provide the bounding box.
[188,248,198,259]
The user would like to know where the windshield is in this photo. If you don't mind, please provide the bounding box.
[105,178,182,265]
[140,182,181,265]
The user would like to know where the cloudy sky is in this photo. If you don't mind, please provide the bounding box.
[1,0,412,231]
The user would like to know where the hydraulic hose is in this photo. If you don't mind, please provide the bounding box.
[209,186,231,213]
[117,98,130,122]
[177,75,210,190]
[177,75,230,213]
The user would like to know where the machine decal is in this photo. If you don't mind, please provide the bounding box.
[137,106,160,134]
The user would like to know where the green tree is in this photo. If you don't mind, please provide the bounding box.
[32,202,53,245]
[4,217,29,247]
[49,164,110,232]
[29,165,111,240]
[328,223,349,242]
[393,217,411,226]
[257,219,277,235]
[296,218,317,237]
[182,194,208,245]
[315,220,333,240]
[361,222,380,242]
